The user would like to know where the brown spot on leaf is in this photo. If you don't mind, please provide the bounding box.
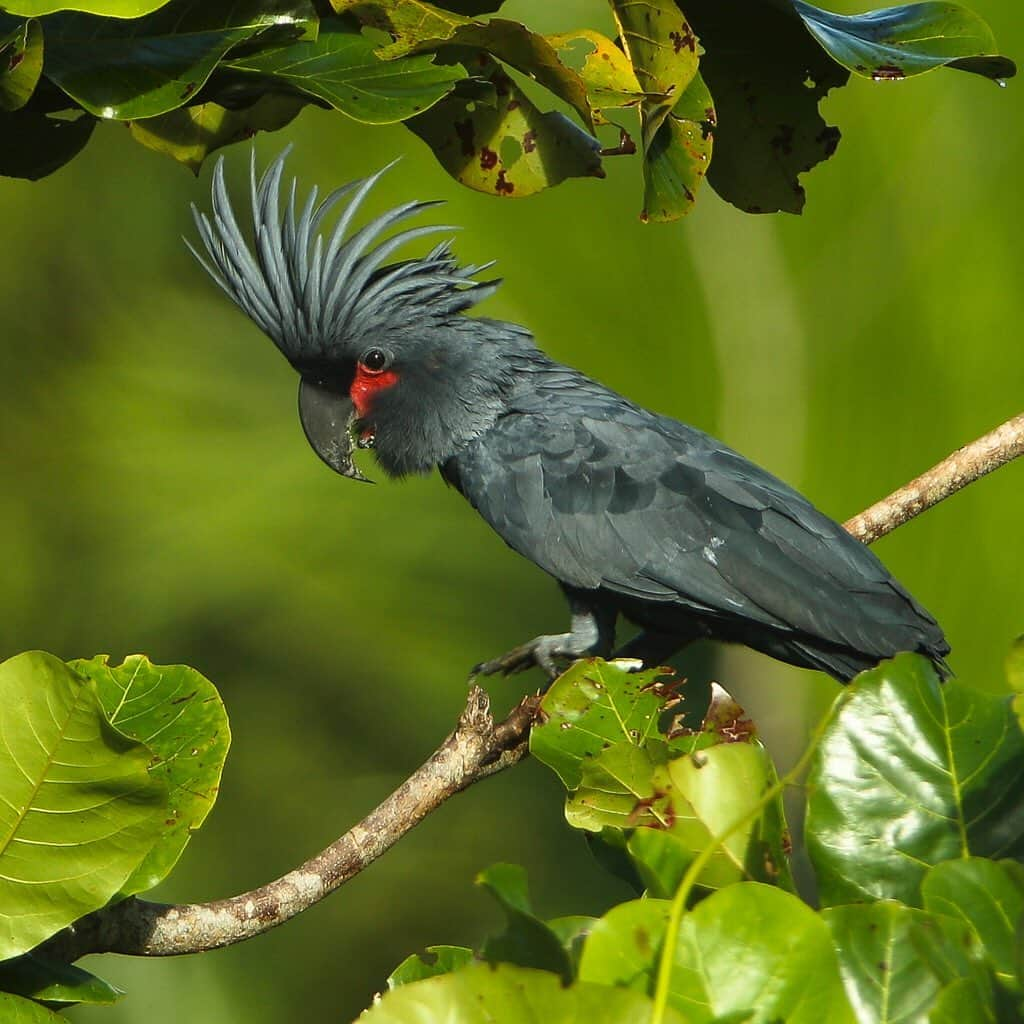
[181,81,197,99]
[495,169,514,194]
[479,146,498,170]
[8,51,24,72]
[669,26,696,54]
[507,98,520,111]
[522,129,536,153]
[702,683,756,742]
[872,64,905,80]
[170,690,197,705]
[454,118,475,156]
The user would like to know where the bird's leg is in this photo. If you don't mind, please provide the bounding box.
[612,629,696,669]
[473,598,615,681]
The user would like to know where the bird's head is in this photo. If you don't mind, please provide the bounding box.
[189,148,523,480]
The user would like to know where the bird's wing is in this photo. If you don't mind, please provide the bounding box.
[452,401,938,657]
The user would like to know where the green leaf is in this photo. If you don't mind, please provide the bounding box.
[407,55,603,198]
[671,883,855,1023]
[928,978,998,1024]
[1006,635,1024,692]
[577,898,669,991]
[0,651,167,958]
[544,916,597,973]
[685,0,847,214]
[70,654,230,896]
[922,858,1024,991]
[546,29,646,123]
[823,902,990,1024]
[2,2,171,16]
[641,70,714,222]
[127,93,304,172]
[225,16,464,125]
[0,108,94,180]
[806,654,1024,907]
[0,952,122,1005]
[387,945,475,988]
[42,0,318,120]
[361,963,689,1023]
[0,993,64,1022]
[0,19,42,111]
[476,864,573,983]
[795,1,1016,82]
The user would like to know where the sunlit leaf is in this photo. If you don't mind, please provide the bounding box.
[1006,635,1024,692]
[2,1,170,15]
[387,945,475,988]
[795,1,1016,82]
[128,93,305,172]
[546,29,647,123]
[0,952,122,1005]
[42,0,318,120]
[0,652,166,958]
[0,993,64,1022]
[823,902,990,1023]
[70,654,231,895]
[922,858,1024,991]
[0,19,42,111]
[806,654,1024,907]
[361,963,689,1023]
[407,56,603,198]
[226,16,464,124]
[577,898,669,991]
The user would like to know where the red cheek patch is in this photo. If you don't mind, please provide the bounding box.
[350,364,399,418]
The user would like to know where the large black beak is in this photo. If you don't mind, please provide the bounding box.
[297,378,372,483]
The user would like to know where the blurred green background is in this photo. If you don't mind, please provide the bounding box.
[1,0,1022,1019]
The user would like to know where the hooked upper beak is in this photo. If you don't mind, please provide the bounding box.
[297,378,373,483]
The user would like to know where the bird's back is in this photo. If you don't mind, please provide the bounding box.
[448,356,949,681]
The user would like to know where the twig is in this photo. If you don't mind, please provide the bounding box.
[38,688,538,961]
[844,412,1024,544]
[36,412,1023,962]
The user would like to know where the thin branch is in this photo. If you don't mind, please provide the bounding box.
[37,412,1023,963]
[39,688,539,961]
[844,412,1024,544]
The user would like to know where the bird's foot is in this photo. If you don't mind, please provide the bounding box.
[472,633,594,681]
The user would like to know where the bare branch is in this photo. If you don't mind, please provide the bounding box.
[38,688,539,962]
[844,412,1024,544]
[37,412,1023,963]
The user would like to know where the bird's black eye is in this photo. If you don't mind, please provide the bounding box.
[361,348,390,373]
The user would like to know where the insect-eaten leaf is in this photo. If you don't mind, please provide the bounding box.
[407,56,603,199]
[0,652,168,958]
[225,16,465,124]
[0,19,42,111]
[129,93,306,173]
[795,0,1016,82]
[70,654,231,896]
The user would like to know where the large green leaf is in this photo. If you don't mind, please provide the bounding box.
[795,1,1015,82]
[921,858,1024,992]
[2,2,171,16]
[42,0,318,120]
[0,19,42,111]
[0,652,167,958]
[670,883,855,1023]
[0,952,122,1005]
[70,654,231,895]
[577,898,669,992]
[128,93,305,172]
[685,0,847,214]
[823,902,991,1023]
[360,963,689,1023]
[0,994,64,1022]
[407,56,603,198]
[0,109,94,179]
[387,945,475,988]
[225,16,464,124]
[805,654,1024,907]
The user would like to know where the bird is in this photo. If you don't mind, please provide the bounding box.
[188,150,950,683]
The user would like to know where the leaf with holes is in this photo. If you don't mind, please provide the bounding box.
[225,16,465,125]
[0,19,42,111]
[388,945,475,988]
[129,94,306,173]
[806,654,1024,907]
[41,0,318,120]
[823,902,992,1023]
[407,56,602,198]
[0,652,167,958]
[795,0,1015,82]
[70,654,230,895]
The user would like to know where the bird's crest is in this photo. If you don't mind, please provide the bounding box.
[187,147,499,368]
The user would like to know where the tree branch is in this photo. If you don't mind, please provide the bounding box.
[37,412,1023,963]
[843,412,1024,544]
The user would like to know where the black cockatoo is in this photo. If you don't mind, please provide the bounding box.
[189,151,949,683]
